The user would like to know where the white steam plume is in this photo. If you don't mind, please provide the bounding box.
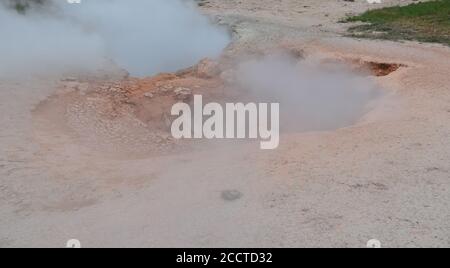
[236,54,382,132]
[0,0,230,78]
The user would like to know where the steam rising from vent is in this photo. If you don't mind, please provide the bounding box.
[0,0,230,77]
[236,54,382,132]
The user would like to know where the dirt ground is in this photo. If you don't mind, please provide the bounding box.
[1,0,449,248]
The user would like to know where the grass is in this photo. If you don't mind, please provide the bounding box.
[12,0,47,14]
[343,0,450,46]
[14,3,28,14]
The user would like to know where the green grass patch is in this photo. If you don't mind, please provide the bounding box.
[343,0,450,45]
[14,3,28,14]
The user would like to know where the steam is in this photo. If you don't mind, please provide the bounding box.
[235,54,381,132]
[0,0,230,78]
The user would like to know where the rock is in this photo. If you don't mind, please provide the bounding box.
[99,85,111,91]
[63,81,80,89]
[220,69,236,84]
[63,81,89,95]
[175,66,196,76]
[116,68,130,79]
[109,86,123,93]
[144,92,154,98]
[61,77,77,82]
[173,87,192,101]
[157,83,174,94]
[221,190,243,201]
[197,58,220,78]
[129,85,139,91]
